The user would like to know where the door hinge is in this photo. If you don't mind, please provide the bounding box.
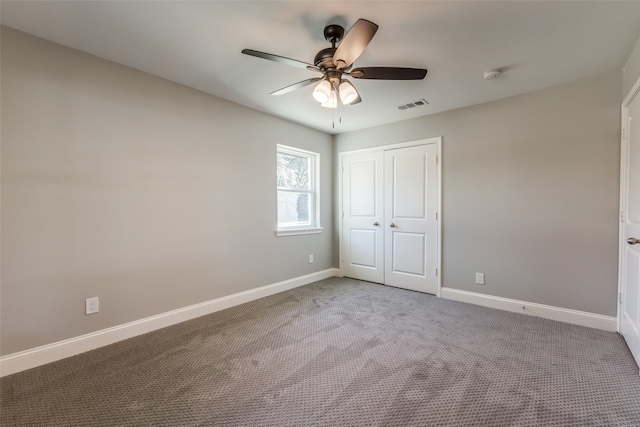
[622,128,626,140]
[621,210,624,222]
[435,212,438,220]
[619,292,623,304]
[435,268,438,276]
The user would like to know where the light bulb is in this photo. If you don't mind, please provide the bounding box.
[312,80,332,103]
[339,80,359,105]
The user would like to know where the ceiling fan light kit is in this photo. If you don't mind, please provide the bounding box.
[242,18,428,111]
[339,80,359,105]
[321,90,338,108]
[312,80,332,103]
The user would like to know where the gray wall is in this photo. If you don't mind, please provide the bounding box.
[624,35,640,99]
[335,71,622,317]
[1,27,334,356]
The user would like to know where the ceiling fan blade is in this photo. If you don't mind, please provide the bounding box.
[333,19,378,70]
[242,49,314,70]
[270,78,323,96]
[350,67,428,80]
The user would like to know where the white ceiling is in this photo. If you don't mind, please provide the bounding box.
[3,1,640,134]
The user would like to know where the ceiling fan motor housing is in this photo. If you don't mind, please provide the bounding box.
[314,47,337,69]
[315,24,345,70]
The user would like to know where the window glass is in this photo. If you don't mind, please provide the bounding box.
[276,145,320,234]
[277,153,310,190]
[277,192,310,227]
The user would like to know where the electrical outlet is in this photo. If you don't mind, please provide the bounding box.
[475,273,485,285]
[309,254,314,264]
[86,297,99,315]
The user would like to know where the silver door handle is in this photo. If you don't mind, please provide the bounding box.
[373,222,380,226]
[390,223,396,228]
[628,237,640,245]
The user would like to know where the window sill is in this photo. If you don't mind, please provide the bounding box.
[275,227,324,237]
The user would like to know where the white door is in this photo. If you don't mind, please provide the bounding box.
[384,144,439,294]
[620,86,640,370]
[342,151,384,284]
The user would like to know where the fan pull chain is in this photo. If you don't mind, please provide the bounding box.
[335,85,341,126]
[332,103,335,129]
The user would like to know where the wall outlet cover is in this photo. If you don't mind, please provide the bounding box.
[86,297,99,315]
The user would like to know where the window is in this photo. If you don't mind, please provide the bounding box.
[276,145,322,236]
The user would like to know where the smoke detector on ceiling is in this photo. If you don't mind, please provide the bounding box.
[483,69,501,80]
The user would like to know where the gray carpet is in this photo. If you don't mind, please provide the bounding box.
[2,277,640,426]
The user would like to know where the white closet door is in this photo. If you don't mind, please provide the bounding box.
[620,86,640,370]
[384,144,438,294]
[341,151,384,284]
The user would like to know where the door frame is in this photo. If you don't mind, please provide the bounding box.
[338,137,442,296]
[618,76,640,333]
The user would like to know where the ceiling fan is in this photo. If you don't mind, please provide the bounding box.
[242,19,427,108]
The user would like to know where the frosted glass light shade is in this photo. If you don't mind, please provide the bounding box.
[312,80,332,103]
[321,90,338,108]
[339,80,359,104]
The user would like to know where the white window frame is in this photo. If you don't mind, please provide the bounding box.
[276,145,323,237]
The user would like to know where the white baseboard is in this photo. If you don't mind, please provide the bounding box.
[440,287,617,332]
[0,268,339,377]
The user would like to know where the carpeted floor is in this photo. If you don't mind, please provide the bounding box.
[2,277,640,426]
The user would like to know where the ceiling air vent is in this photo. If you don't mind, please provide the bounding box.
[397,99,429,111]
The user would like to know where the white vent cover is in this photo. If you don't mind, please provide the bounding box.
[397,99,429,111]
